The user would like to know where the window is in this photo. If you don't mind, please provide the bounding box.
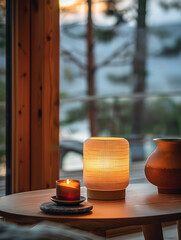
[59,0,181,181]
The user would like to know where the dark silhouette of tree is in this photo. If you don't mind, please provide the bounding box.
[60,0,133,136]
[60,0,181,163]
[130,0,147,161]
[87,0,98,136]
[107,0,115,14]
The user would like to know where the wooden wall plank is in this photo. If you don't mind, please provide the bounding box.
[30,0,44,190]
[12,0,59,193]
[31,0,59,190]
[43,0,60,189]
[12,0,31,193]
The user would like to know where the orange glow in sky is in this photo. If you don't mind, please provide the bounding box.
[59,0,76,7]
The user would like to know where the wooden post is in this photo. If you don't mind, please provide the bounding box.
[12,0,59,192]
[31,0,59,190]
[12,0,31,193]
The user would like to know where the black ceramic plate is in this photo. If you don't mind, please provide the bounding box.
[50,196,86,206]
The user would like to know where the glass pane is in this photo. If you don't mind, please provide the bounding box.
[0,0,6,196]
[59,0,181,182]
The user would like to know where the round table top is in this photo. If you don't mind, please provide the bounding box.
[0,183,181,231]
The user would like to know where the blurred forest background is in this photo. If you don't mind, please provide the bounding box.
[59,0,181,169]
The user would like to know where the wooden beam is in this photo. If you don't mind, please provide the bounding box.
[30,0,59,190]
[12,0,59,192]
[12,0,31,193]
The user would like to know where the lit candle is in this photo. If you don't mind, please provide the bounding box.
[56,179,80,200]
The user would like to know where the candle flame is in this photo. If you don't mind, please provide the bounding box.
[67,179,70,184]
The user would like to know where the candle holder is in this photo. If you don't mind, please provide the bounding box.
[50,196,86,206]
[83,137,129,200]
[41,179,93,215]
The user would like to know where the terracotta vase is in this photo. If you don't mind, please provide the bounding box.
[145,138,181,194]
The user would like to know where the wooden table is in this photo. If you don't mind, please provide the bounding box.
[0,183,181,240]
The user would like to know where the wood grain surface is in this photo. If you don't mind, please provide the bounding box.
[12,0,31,193]
[12,0,59,193]
[142,223,164,240]
[30,0,59,190]
[0,183,181,235]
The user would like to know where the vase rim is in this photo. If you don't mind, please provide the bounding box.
[153,138,181,143]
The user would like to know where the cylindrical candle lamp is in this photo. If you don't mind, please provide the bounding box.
[56,179,80,201]
[83,137,129,200]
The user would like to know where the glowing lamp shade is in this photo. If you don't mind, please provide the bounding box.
[83,137,129,200]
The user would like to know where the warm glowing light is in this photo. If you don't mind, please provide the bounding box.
[59,0,76,7]
[56,179,80,200]
[83,137,129,200]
